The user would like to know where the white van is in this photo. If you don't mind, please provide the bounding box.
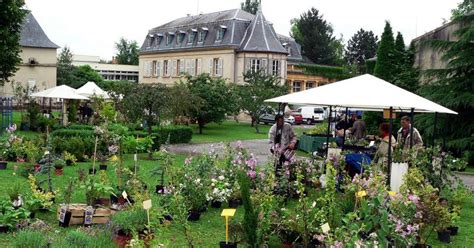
[296,106,326,124]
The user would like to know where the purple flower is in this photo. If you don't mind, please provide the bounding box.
[108,145,119,155]
[247,170,256,179]
[258,172,265,180]
[184,157,193,166]
[246,158,257,170]
[236,141,243,149]
[408,194,419,204]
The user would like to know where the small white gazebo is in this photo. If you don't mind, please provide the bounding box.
[76,81,110,99]
[30,85,89,125]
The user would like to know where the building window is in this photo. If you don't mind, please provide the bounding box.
[306,81,315,90]
[188,32,196,44]
[155,61,161,77]
[293,81,301,92]
[210,58,223,77]
[163,60,169,76]
[272,60,280,76]
[177,33,185,44]
[144,61,153,77]
[166,34,173,45]
[171,60,177,76]
[178,59,186,75]
[251,59,261,72]
[216,29,225,41]
[196,58,202,75]
[148,36,154,47]
[198,31,206,43]
[152,61,157,76]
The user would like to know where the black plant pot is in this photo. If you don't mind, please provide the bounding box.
[0,161,7,170]
[0,225,8,233]
[110,194,119,204]
[38,208,50,213]
[59,211,72,227]
[99,164,107,171]
[160,214,173,224]
[29,212,36,219]
[155,185,164,194]
[219,241,237,248]
[413,244,432,248]
[448,226,459,236]
[211,201,222,208]
[89,168,96,174]
[228,199,240,208]
[187,211,201,221]
[66,160,73,166]
[437,230,451,243]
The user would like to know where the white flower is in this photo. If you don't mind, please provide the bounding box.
[218,175,225,180]
[211,183,215,187]
[312,201,316,208]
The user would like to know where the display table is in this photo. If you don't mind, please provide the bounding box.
[298,134,335,153]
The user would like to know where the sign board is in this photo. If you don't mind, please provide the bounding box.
[383,109,396,119]
[221,209,236,217]
[84,206,94,225]
[59,205,67,223]
[321,223,330,234]
[122,191,128,199]
[143,200,152,210]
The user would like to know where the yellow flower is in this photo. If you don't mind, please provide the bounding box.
[109,155,120,162]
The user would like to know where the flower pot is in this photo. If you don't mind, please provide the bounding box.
[187,211,201,221]
[160,214,173,224]
[89,168,96,174]
[437,230,451,243]
[55,168,63,176]
[99,164,107,171]
[0,225,8,233]
[448,226,459,236]
[219,241,237,248]
[66,160,73,166]
[114,234,132,248]
[155,185,164,194]
[59,211,72,227]
[211,201,222,208]
[0,161,7,170]
[38,208,50,213]
[280,244,294,248]
[228,199,240,208]
[29,212,36,219]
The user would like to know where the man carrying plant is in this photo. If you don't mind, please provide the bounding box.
[397,116,423,151]
[268,114,297,179]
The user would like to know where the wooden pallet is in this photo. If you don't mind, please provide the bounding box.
[57,204,114,225]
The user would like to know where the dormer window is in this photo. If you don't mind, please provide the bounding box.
[216,25,226,42]
[148,34,154,47]
[188,29,197,44]
[198,27,208,43]
[177,31,186,44]
[282,42,291,56]
[166,32,174,45]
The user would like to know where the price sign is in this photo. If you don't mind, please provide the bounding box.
[143,200,152,210]
[321,223,330,234]
[59,205,67,223]
[84,206,94,225]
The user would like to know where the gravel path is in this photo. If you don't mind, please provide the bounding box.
[455,173,474,189]
[166,139,272,165]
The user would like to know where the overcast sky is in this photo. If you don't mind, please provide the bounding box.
[24,0,459,60]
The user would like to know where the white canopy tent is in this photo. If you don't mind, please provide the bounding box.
[76,81,110,99]
[265,74,457,189]
[266,74,457,114]
[30,85,89,126]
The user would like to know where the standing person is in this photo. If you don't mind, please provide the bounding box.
[351,115,366,140]
[268,114,297,178]
[397,116,423,150]
[374,123,397,170]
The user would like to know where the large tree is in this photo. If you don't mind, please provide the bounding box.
[72,65,103,88]
[186,74,236,134]
[0,0,27,85]
[57,46,76,86]
[393,41,419,93]
[417,13,474,163]
[451,0,473,20]
[240,0,260,14]
[239,69,288,133]
[114,37,139,65]
[291,8,337,65]
[392,32,406,77]
[345,28,378,73]
[374,21,396,82]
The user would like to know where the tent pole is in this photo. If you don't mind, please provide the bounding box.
[410,108,415,149]
[326,106,332,158]
[342,107,348,150]
[443,114,448,151]
[387,107,393,186]
[432,112,438,147]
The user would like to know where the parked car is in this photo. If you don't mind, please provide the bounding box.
[290,111,303,125]
[296,106,326,124]
[259,108,295,125]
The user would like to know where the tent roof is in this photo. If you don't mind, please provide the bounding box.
[266,74,457,114]
[76,81,110,99]
[30,85,89,100]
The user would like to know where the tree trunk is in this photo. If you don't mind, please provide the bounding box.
[255,122,260,134]
[251,117,255,127]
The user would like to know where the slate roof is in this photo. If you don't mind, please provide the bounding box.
[19,12,59,49]
[140,8,296,56]
[276,34,303,62]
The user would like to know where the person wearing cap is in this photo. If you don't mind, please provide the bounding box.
[269,114,297,178]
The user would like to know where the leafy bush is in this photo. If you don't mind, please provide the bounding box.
[154,125,193,144]
[12,230,49,248]
[297,63,350,79]
[110,208,148,236]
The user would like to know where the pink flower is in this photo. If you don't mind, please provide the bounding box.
[236,141,243,149]
[247,170,256,179]
[258,172,265,180]
[184,157,193,166]
[408,194,419,204]
[246,158,257,170]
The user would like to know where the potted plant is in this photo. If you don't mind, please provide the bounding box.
[28,174,56,212]
[182,176,208,221]
[228,181,241,208]
[0,147,8,170]
[59,178,75,227]
[435,205,452,243]
[23,197,42,219]
[63,151,77,166]
[111,208,149,248]
[207,175,231,209]
[447,208,460,236]
[54,159,66,176]
[98,153,108,171]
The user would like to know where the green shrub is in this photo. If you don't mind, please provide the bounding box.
[64,124,94,130]
[12,230,49,248]
[298,63,350,79]
[54,230,114,248]
[110,208,148,236]
[153,125,193,144]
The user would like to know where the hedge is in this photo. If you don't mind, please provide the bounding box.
[50,125,192,159]
[297,64,350,80]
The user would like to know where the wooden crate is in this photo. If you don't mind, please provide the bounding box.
[57,204,114,225]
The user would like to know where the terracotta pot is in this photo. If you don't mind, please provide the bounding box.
[114,234,132,248]
[55,168,63,176]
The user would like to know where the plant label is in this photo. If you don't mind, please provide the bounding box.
[84,206,94,225]
[356,190,367,198]
[388,191,396,197]
[134,154,137,162]
[59,205,67,223]
[321,223,330,234]
[221,209,236,217]
[143,199,152,210]
[122,191,128,199]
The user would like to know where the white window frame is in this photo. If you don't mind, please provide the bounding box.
[164,60,170,77]
[166,35,173,45]
[198,31,206,43]
[272,60,280,76]
[178,59,186,75]
[216,29,225,41]
[152,61,157,77]
[293,81,302,92]
[155,61,161,77]
[213,58,223,77]
[196,58,202,75]
[188,32,196,44]
[250,59,261,72]
[171,60,177,76]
